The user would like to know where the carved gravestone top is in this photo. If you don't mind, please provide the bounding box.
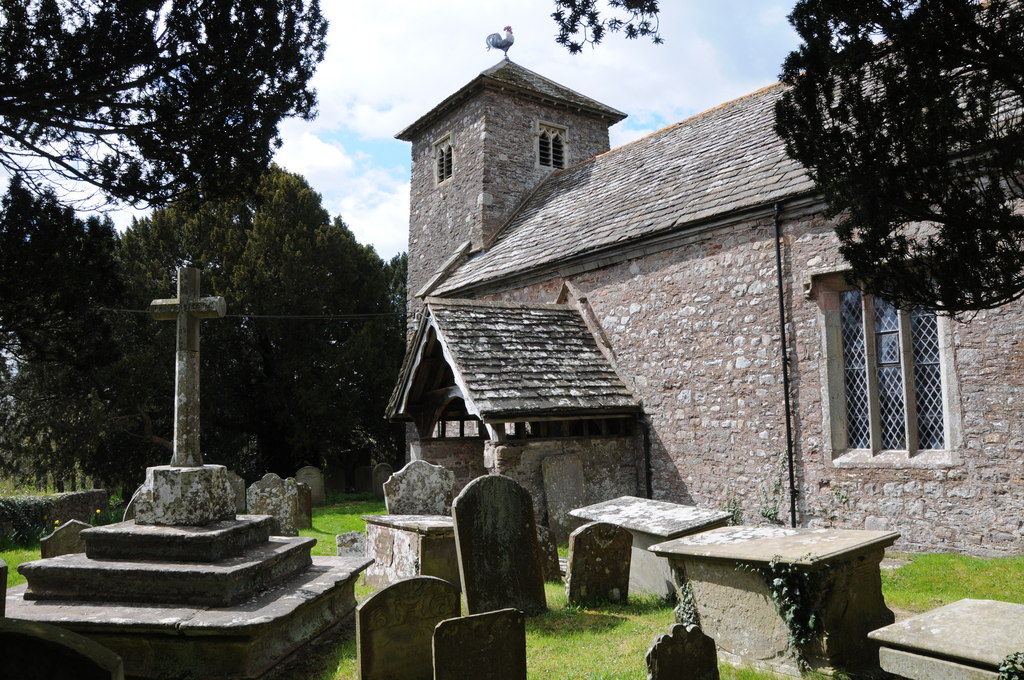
[371,463,393,499]
[565,521,632,606]
[246,473,302,536]
[356,576,460,680]
[0,617,126,680]
[433,608,526,680]
[383,460,455,516]
[646,623,720,680]
[452,474,547,616]
[40,520,91,559]
[294,466,325,506]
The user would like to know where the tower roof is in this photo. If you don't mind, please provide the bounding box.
[395,60,627,141]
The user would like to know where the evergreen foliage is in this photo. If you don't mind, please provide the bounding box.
[551,0,662,53]
[0,0,327,207]
[776,0,1024,314]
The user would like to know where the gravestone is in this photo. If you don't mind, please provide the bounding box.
[356,576,460,680]
[371,463,393,499]
[0,618,125,680]
[452,474,546,616]
[433,608,526,680]
[295,466,326,506]
[354,465,372,494]
[336,531,366,557]
[536,524,562,582]
[646,624,719,680]
[225,471,246,513]
[542,453,585,544]
[383,460,455,515]
[1,558,6,617]
[40,519,91,558]
[296,481,313,529]
[246,473,302,536]
[565,521,632,605]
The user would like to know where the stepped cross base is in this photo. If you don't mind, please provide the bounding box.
[133,465,236,527]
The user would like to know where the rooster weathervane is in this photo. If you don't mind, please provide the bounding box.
[486,25,514,58]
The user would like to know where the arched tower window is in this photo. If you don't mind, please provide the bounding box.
[538,123,566,169]
[434,134,453,184]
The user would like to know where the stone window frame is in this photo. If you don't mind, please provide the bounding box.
[537,121,567,170]
[812,272,962,468]
[434,133,453,185]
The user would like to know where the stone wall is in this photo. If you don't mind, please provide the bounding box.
[484,436,642,528]
[411,438,487,492]
[477,212,1024,556]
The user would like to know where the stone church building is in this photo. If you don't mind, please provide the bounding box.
[386,59,1023,556]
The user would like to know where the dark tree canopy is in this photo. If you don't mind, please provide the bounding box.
[776,0,1024,314]
[552,0,662,53]
[0,0,327,207]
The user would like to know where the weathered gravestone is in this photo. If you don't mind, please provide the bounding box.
[246,473,302,536]
[536,524,562,583]
[383,460,455,516]
[225,470,246,513]
[324,467,347,496]
[542,453,586,544]
[646,624,720,680]
[336,531,366,557]
[295,466,326,506]
[356,576,460,680]
[0,617,125,680]
[565,521,632,605]
[296,481,313,529]
[452,475,546,616]
[371,462,393,499]
[40,519,91,558]
[433,608,527,680]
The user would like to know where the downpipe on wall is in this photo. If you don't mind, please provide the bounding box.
[774,202,799,528]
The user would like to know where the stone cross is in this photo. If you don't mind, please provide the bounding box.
[149,267,225,467]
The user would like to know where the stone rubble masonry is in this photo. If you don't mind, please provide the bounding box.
[405,85,612,315]
[476,211,1024,557]
[411,439,487,493]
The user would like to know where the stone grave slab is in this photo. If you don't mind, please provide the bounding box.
[646,623,719,680]
[247,473,302,536]
[372,462,394,499]
[383,460,455,516]
[565,521,632,605]
[570,496,730,599]
[296,481,313,529]
[868,598,1024,680]
[7,556,371,679]
[650,526,899,677]
[452,475,546,616]
[226,470,247,513]
[542,453,585,544]
[295,466,326,505]
[433,608,526,680]
[40,519,91,558]
[0,617,125,680]
[336,531,366,557]
[362,515,459,590]
[536,524,562,582]
[356,576,460,680]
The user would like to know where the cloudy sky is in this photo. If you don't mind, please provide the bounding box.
[268,2,802,260]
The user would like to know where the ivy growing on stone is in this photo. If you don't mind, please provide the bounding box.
[999,652,1024,680]
[742,555,821,671]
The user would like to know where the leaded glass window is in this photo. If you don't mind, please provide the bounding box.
[838,291,945,452]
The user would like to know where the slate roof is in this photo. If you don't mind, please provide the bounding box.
[396,60,626,141]
[425,298,639,420]
[435,83,816,295]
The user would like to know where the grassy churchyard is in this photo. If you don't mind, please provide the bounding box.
[4,494,1023,680]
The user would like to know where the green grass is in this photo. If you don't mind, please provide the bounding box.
[881,552,1024,612]
[300,497,386,557]
[0,546,38,588]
